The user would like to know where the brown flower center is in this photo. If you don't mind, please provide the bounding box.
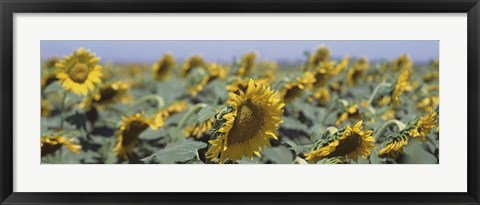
[41,143,62,157]
[227,100,264,145]
[69,63,90,83]
[121,120,149,146]
[95,87,118,103]
[283,85,302,102]
[328,132,361,157]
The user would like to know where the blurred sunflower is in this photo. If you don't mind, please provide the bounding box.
[226,77,250,93]
[206,79,284,163]
[279,72,316,103]
[159,101,189,118]
[312,62,335,88]
[183,117,215,139]
[335,104,362,126]
[207,63,227,82]
[304,121,375,163]
[380,107,396,121]
[257,61,277,82]
[188,76,209,97]
[391,69,412,105]
[308,46,331,68]
[392,54,413,72]
[373,96,392,107]
[152,53,176,81]
[408,111,438,141]
[416,95,439,113]
[43,57,60,70]
[332,55,350,75]
[41,73,58,91]
[80,81,131,109]
[422,71,439,83]
[236,52,257,77]
[114,113,156,159]
[378,134,409,159]
[41,135,81,157]
[151,101,189,128]
[308,87,331,106]
[180,55,206,78]
[55,48,103,96]
[41,99,53,117]
[345,57,369,87]
[432,59,439,68]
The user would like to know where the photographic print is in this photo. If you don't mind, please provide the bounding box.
[40,40,439,164]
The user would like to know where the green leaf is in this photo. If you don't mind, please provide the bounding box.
[262,145,294,164]
[43,81,62,94]
[196,105,216,123]
[141,141,207,164]
[400,140,438,164]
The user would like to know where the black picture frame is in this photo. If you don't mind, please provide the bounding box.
[1,0,479,204]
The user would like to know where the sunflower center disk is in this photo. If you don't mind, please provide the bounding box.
[284,86,302,101]
[96,87,118,103]
[122,121,149,146]
[328,133,362,157]
[227,100,264,145]
[69,63,90,83]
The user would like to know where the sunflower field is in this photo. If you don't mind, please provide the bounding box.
[41,46,439,164]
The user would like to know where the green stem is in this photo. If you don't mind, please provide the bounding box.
[127,95,165,114]
[59,91,67,130]
[367,82,392,114]
[177,103,207,129]
[373,119,406,139]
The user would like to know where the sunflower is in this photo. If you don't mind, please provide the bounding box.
[335,104,362,126]
[304,121,375,163]
[416,95,439,113]
[308,46,331,68]
[180,55,206,78]
[235,52,257,77]
[378,134,409,159]
[345,57,369,87]
[422,71,439,83]
[332,55,350,75]
[257,61,277,82]
[373,96,392,107]
[308,87,331,106]
[408,111,438,141]
[151,101,189,128]
[55,48,103,96]
[380,107,396,121]
[80,81,131,109]
[226,77,250,93]
[152,53,176,81]
[279,72,316,103]
[432,59,439,68]
[188,76,209,97]
[312,62,335,88]
[41,135,81,157]
[391,69,412,106]
[114,113,157,159]
[159,101,189,118]
[207,63,227,82]
[43,57,60,70]
[206,79,284,163]
[183,117,215,139]
[41,73,58,91]
[41,99,53,117]
[392,54,413,72]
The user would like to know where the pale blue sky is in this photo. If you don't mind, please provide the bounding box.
[41,40,439,64]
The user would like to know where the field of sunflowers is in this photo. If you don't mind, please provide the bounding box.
[40,46,439,164]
